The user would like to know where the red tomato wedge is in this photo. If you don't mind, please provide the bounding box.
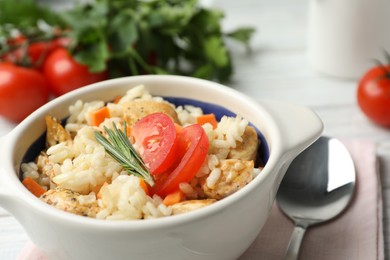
[133,113,179,175]
[152,123,209,197]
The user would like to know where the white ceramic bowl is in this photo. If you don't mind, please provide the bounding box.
[0,75,323,260]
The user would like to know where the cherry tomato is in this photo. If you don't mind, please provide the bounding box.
[2,37,70,69]
[152,123,209,196]
[357,65,390,126]
[0,63,50,122]
[28,38,71,69]
[43,48,108,96]
[27,41,58,68]
[133,113,179,175]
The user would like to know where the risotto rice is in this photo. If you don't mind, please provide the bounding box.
[21,85,263,220]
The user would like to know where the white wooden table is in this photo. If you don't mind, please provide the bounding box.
[1,0,390,259]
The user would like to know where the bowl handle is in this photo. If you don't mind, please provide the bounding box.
[261,100,323,201]
[0,134,20,212]
[261,100,323,156]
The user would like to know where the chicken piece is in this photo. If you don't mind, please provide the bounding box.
[36,153,56,180]
[45,115,72,148]
[40,187,100,218]
[228,126,259,162]
[171,199,216,215]
[122,100,180,126]
[202,159,254,200]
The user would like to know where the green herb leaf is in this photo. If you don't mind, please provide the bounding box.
[72,30,110,72]
[147,1,197,34]
[226,27,256,46]
[204,36,229,67]
[193,64,213,79]
[0,0,61,28]
[109,16,138,53]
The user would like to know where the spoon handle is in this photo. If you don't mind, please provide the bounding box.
[284,225,307,260]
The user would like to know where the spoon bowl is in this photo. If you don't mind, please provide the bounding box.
[276,136,356,260]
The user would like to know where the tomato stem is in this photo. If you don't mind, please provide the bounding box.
[384,50,390,78]
[0,26,69,68]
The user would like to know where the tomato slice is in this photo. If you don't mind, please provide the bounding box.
[133,113,178,175]
[152,123,209,196]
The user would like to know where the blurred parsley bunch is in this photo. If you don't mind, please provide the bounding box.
[0,0,254,82]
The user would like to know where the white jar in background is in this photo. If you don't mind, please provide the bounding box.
[307,0,390,79]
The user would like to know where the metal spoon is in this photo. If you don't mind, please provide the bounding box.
[276,136,356,260]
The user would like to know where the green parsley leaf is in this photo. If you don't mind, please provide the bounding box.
[226,27,256,46]
[204,36,229,67]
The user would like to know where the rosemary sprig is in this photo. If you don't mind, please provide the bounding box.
[95,123,154,186]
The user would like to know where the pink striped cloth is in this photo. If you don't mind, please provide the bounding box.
[18,139,384,260]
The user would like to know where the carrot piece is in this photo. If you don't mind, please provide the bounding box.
[22,177,46,197]
[91,106,110,127]
[174,123,182,133]
[196,114,218,129]
[96,182,109,199]
[163,189,185,206]
[113,95,122,104]
[126,125,132,137]
[139,178,150,196]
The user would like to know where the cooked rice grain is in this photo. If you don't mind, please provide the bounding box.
[21,162,39,180]
[176,105,203,126]
[206,168,221,188]
[47,142,75,163]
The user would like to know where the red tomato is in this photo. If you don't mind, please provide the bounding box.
[7,35,26,46]
[43,48,108,96]
[28,38,70,69]
[0,36,25,63]
[27,41,58,68]
[2,37,70,69]
[152,123,209,196]
[133,113,179,175]
[0,63,50,122]
[357,65,390,126]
